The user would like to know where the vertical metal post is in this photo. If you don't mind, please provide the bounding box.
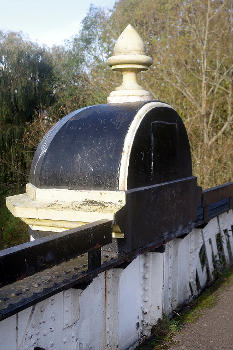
[203,206,209,223]
[88,248,101,271]
[229,196,233,210]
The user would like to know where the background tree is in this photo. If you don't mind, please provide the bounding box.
[0,31,56,248]
[0,31,55,190]
[70,5,118,105]
[108,0,233,188]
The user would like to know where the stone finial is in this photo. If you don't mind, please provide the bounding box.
[107,24,153,103]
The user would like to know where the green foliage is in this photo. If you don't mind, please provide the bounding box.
[0,31,56,190]
[0,31,55,124]
[77,5,112,64]
[69,5,117,106]
[0,190,29,250]
[47,5,114,118]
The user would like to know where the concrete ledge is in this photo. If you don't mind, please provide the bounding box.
[6,183,125,232]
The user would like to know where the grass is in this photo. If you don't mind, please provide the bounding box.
[0,189,29,250]
[137,266,233,350]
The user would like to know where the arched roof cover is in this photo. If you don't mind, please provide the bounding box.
[30,101,192,191]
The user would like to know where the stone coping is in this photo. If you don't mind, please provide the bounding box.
[6,183,125,233]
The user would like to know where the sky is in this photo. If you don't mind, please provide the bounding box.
[0,0,116,47]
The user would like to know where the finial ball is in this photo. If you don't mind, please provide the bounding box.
[113,24,145,56]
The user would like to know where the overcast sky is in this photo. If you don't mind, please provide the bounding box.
[0,0,116,47]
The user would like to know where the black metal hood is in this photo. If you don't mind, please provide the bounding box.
[30,101,192,191]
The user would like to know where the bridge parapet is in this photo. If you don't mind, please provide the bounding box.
[1,25,233,350]
[0,204,232,350]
